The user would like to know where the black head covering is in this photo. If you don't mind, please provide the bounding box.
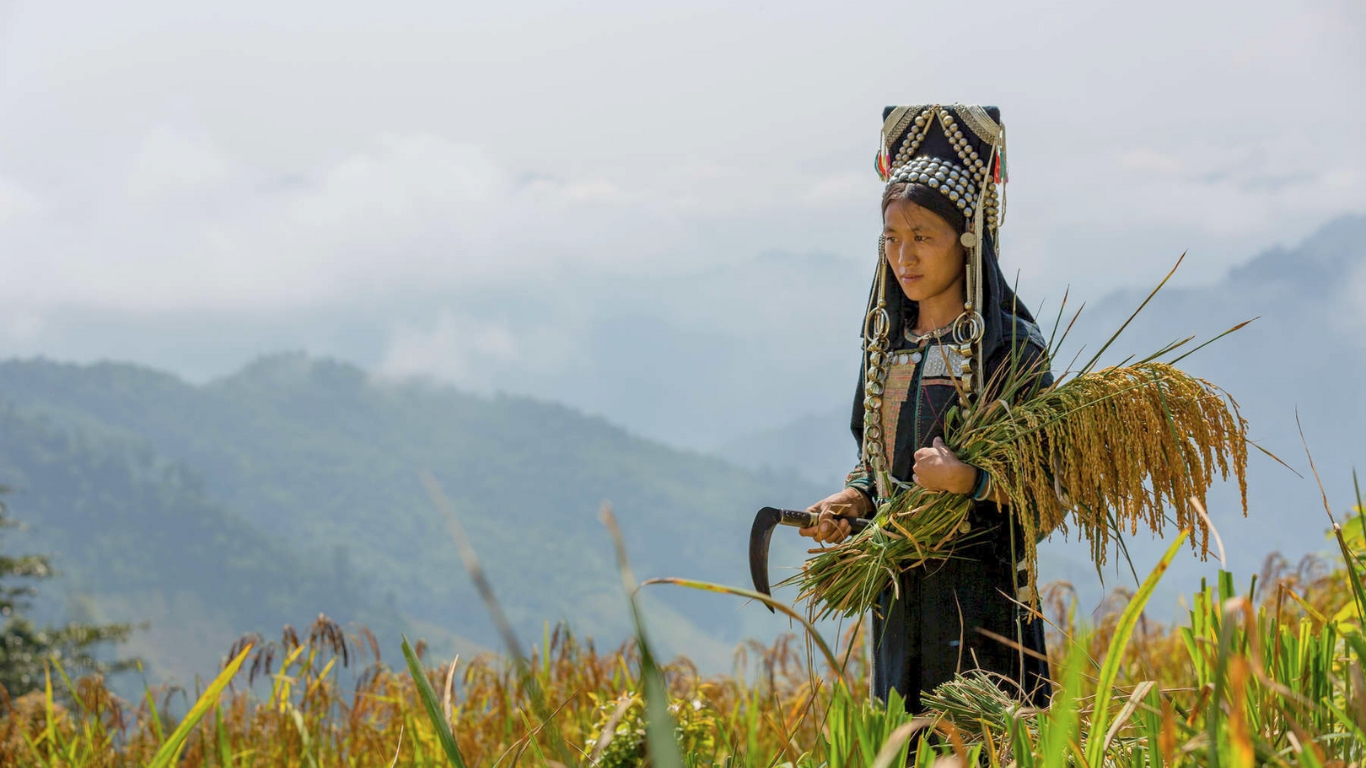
[867,105,1038,368]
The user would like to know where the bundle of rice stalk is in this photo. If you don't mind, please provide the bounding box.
[792,272,1251,621]
[921,671,1035,739]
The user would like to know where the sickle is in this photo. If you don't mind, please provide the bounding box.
[748,507,872,612]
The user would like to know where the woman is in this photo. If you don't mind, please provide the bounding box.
[799,104,1052,711]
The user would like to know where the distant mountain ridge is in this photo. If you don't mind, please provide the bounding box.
[0,353,827,683]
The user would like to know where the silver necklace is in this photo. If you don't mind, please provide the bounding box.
[904,321,955,345]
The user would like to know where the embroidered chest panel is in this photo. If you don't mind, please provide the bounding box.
[878,344,968,469]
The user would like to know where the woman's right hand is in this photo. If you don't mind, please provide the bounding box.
[798,488,873,545]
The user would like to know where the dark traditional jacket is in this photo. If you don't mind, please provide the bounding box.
[844,309,1054,711]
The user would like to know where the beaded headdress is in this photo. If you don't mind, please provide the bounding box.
[861,104,1009,497]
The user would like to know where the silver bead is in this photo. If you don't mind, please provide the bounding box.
[928,178,939,188]
[911,351,923,363]
[949,191,960,202]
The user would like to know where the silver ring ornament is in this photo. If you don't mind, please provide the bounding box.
[865,306,892,340]
[952,311,985,345]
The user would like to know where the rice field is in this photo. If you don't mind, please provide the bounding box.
[4,494,1365,767]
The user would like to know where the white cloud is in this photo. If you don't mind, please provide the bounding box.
[0,177,40,225]
[375,310,577,393]
[801,172,872,207]
[0,128,684,313]
[0,308,44,343]
[124,127,234,199]
[1118,150,1183,175]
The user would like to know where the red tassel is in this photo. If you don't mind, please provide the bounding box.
[993,155,1002,184]
[875,151,890,181]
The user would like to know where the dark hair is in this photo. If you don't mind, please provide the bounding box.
[880,182,967,234]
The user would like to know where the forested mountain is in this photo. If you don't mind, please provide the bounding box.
[0,405,406,685]
[0,356,826,686]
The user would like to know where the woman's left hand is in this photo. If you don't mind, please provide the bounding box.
[912,437,977,495]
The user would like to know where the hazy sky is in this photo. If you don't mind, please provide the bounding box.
[2,0,1363,447]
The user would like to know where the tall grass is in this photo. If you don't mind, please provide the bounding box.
[5,498,1364,766]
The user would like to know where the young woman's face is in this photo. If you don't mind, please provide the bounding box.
[882,197,966,305]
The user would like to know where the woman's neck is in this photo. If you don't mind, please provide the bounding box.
[912,286,966,336]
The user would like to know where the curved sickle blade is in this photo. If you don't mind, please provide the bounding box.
[748,507,871,613]
[748,507,784,612]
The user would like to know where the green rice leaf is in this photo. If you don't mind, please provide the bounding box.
[147,644,252,768]
[401,635,469,768]
[1085,530,1188,766]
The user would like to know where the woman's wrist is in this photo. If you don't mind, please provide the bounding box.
[950,463,979,496]
[839,487,874,516]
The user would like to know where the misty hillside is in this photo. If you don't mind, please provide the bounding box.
[714,215,1366,610]
[718,410,856,490]
[0,356,827,684]
[0,405,408,683]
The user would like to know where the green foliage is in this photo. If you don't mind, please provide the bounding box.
[0,493,135,697]
[820,684,915,768]
[0,404,403,689]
